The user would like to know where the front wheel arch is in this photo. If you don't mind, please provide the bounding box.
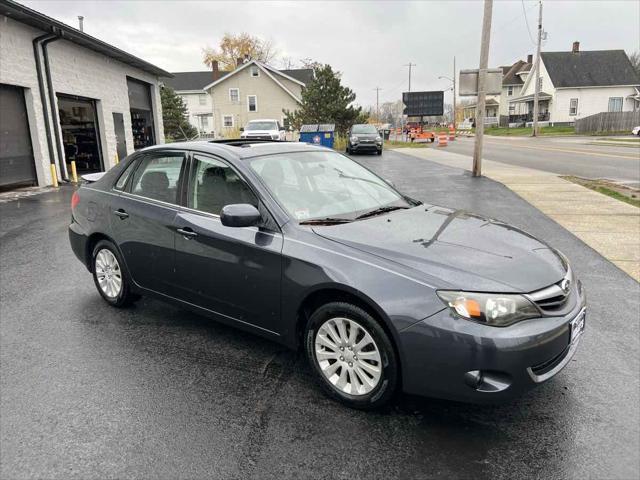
[294,286,403,387]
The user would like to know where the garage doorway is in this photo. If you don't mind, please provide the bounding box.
[127,78,156,150]
[57,94,103,174]
[0,84,36,189]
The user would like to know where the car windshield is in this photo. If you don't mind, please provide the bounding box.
[351,124,378,134]
[249,151,412,222]
[246,121,278,131]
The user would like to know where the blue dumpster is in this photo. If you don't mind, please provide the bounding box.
[299,124,335,148]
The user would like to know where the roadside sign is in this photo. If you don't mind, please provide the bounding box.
[402,91,444,116]
[458,69,503,96]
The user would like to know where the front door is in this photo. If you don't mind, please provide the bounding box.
[110,150,186,294]
[112,112,127,162]
[173,153,283,333]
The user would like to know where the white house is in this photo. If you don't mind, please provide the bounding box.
[0,0,169,189]
[509,43,640,124]
[203,59,313,137]
[162,71,221,134]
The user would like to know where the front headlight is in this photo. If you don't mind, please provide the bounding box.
[375,136,382,142]
[436,290,540,326]
[271,133,280,140]
[350,136,359,143]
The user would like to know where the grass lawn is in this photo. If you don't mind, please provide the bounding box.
[484,125,576,136]
[385,140,430,148]
[562,176,640,208]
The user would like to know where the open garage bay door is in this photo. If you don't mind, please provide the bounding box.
[0,84,36,189]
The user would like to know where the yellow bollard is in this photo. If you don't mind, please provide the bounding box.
[70,161,78,183]
[115,153,119,165]
[49,164,59,188]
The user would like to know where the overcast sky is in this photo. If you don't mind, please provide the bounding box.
[23,0,640,108]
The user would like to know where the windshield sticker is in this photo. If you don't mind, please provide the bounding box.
[294,208,310,220]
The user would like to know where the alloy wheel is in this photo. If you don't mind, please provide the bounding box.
[315,317,382,395]
[95,248,122,298]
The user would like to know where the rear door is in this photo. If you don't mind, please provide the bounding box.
[110,149,186,294]
[172,152,283,333]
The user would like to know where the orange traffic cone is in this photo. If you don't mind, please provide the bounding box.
[438,132,448,147]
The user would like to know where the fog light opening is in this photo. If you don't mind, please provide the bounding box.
[464,370,511,393]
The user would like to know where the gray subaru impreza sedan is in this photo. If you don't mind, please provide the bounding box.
[69,140,586,409]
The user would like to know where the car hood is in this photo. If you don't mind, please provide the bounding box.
[312,205,567,293]
[352,133,379,140]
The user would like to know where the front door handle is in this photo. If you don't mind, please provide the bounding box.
[177,227,198,239]
[113,209,129,219]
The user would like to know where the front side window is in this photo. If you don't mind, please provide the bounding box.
[569,98,578,116]
[507,86,513,96]
[199,94,207,106]
[129,152,185,204]
[223,115,234,127]
[188,154,257,215]
[249,151,410,221]
[248,95,257,112]
[229,88,239,103]
[608,97,623,112]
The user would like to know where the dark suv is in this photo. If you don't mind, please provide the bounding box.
[346,124,383,155]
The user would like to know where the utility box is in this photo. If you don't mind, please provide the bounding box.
[299,124,335,148]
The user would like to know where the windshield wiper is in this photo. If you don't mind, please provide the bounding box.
[355,205,409,220]
[299,217,354,225]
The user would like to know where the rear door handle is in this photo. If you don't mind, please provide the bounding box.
[113,209,129,219]
[177,227,198,239]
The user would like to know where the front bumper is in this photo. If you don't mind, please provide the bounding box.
[350,142,382,152]
[399,287,586,404]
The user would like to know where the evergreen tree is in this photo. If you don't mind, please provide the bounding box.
[284,64,368,135]
[161,85,197,141]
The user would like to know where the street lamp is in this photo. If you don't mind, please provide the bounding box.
[438,75,456,124]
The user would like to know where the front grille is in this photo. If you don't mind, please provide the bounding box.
[528,269,573,313]
[246,135,274,140]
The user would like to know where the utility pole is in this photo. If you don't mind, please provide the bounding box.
[472,0,493,177]
[531,0,543,137]
[374,87,382,124]
[452,56,456,127]
[404,62,416,92]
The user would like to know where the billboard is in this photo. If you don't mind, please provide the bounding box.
[402,91,444,116]
[458,69,503,96]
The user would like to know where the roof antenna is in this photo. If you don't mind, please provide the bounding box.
[78,16,84,32]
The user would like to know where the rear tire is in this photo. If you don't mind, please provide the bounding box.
[304,302,398,410]
[91,239,136,308]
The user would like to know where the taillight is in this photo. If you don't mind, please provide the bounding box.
[71,191,80,210]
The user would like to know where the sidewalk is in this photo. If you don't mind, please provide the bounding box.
[392,147,640,281]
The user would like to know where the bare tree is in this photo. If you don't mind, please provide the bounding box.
[628,51,640,76]
[203,33,278,70]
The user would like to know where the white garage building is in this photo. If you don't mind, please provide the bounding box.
[0,0,170,189]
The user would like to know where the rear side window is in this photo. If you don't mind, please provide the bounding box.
[113,159,138,191]
[130,152,185,204]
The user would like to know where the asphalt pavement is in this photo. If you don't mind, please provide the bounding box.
[1,150,639,479]
[441,135,640,188]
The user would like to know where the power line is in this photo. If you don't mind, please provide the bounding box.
[521,0,537,45]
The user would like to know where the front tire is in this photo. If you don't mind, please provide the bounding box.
[92,239,136,307]
[305,302,398,409]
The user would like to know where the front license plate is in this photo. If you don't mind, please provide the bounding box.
[570,310,586,344]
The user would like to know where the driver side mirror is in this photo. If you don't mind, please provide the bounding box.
[220,204,261,228]
[239,127,244,132]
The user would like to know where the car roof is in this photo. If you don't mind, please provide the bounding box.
[141,140,332,160]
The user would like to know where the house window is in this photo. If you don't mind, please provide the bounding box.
[229,88,239,103]
[247,95,257,112]
[199,94,207,106]
[223,115,233,128]
[537,77,543,91]
[282,117,291,130]
[569,98,578,116]
[508,105,515,114]
[507,86,513,96]
[250,66,260,77]
[201,116,209,129]
[608,97,623,112]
